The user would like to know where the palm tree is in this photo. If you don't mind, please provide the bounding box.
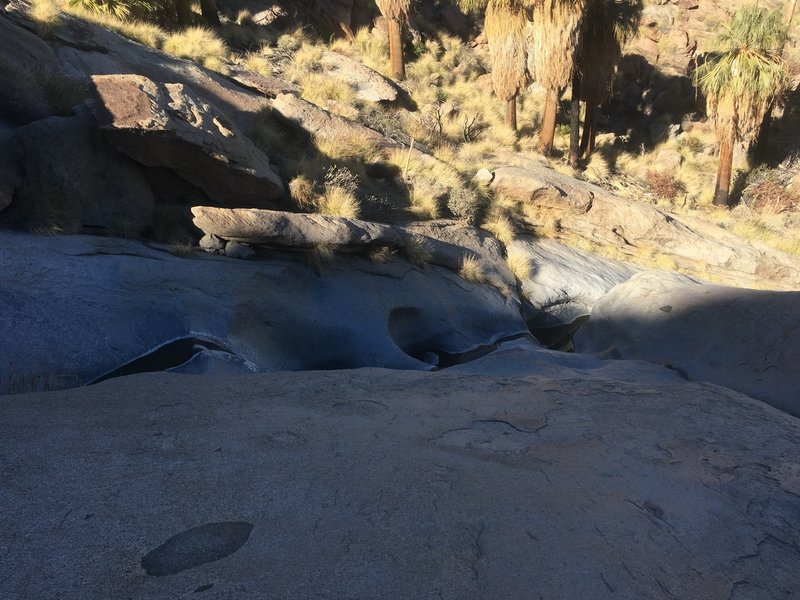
[485,0,529,131]
[576,0,642,161]
[376,0,412,80]
[530,0,587,155]
[697,6,788,206]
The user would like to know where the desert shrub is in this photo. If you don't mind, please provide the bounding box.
[324,166,359,193]
[747,178,797,214]
[447,186,485,225]
[645,170,686,200]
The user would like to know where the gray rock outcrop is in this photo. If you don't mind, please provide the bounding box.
[0,231,526,389]
[92,74,285,207]
[511,236,640,322]
[577,270,800,417]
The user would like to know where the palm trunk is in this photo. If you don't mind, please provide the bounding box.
[713,133,734,206]
[200,0,220,26]
[175,0,192,27]
[569,71,581,167]
[580,103,595,158]
[388,19,405,81]
[537,88,558,155]
[506,96,518,132]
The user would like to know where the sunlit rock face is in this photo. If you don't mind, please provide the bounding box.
[576,271,800,417]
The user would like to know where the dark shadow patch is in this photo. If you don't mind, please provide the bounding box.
[142,521,253,577]
[87,337,240,385]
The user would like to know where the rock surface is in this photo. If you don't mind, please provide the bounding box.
[577,271,800,418]
[92,74,284,207]
[0,231,526,388]
[0,8,64,123]
[2,0,272,129]
[2,350,800,598]
[511,236,640,322]
[7,112,155,232]
[191,205,406,249]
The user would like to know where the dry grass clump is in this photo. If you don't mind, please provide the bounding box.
[459,253,486,283]
[300,74,360,120]
[30,0,61,36]
[289,175,317,210]
[505,245,533,281]
[403,234,433,266]
[314,130,381,166]
[63,3,165,47]
[306,243,336,274]
[241,52,272,75]
[368,245,395,264]
[163,27,228,71]
[318,185,360,218]
[249,108,285,153]
[482,213,515,246]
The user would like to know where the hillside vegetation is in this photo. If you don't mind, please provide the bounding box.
[10,0,800,273]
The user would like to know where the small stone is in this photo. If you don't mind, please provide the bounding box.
[225,241,255,259]
[199,233,224,252]
[474,168,494,186]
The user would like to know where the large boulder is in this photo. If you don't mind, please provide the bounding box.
[0,230,527,388]
[2,350,800,598]
[191,208,518,294]
[5,112,154,233]
[91,74,285,207]
[577,271,800,417]
[0,11,63,123]
[489,166,594,212]
[191,205,406,248]
[319,51,402,103]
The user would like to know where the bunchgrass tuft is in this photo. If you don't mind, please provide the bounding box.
[506,245,533,280]
[459,253,486,283]
[403,234,433,267]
